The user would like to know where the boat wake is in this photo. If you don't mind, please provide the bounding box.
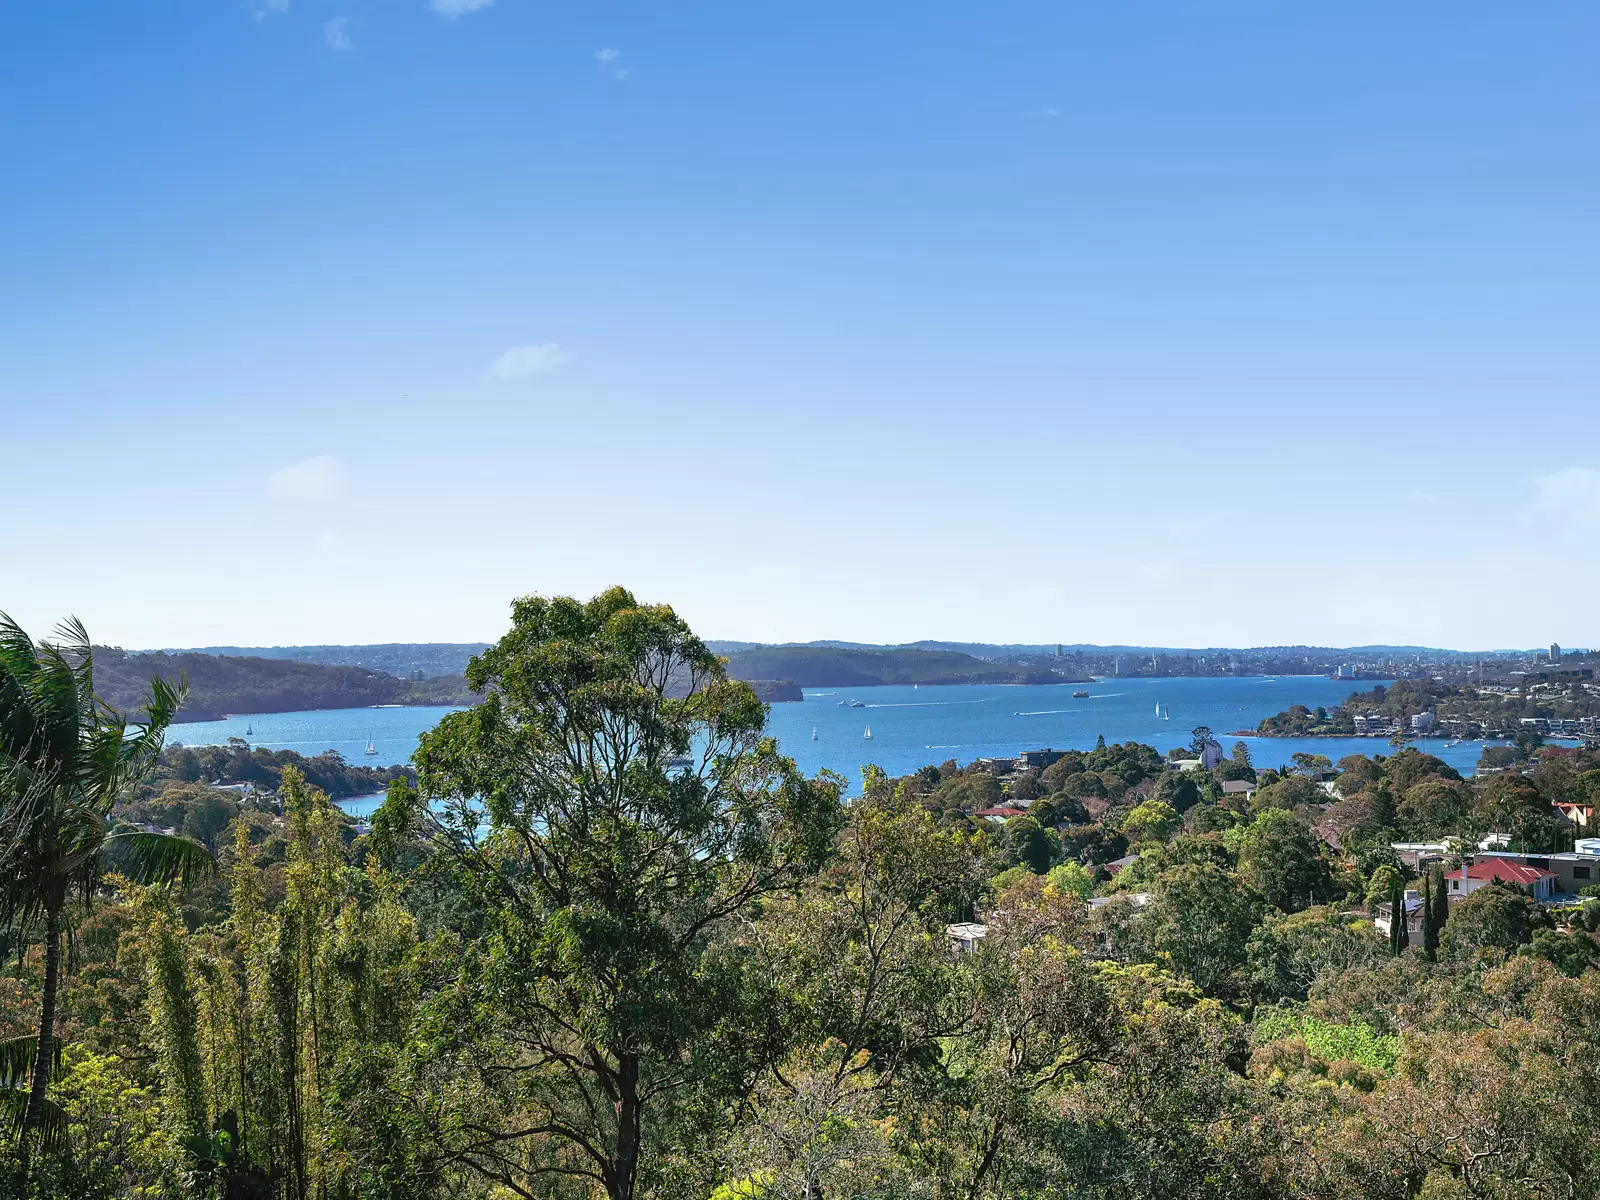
[865,698,996,709]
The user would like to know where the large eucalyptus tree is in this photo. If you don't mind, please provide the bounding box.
[0,614,213,1161]
[381,587,843,1200]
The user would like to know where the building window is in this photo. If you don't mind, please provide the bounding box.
[1577,865,1592,880]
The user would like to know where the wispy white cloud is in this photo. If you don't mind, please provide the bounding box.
[595,47,630,80]
[269,455,345,500]
[324,17,353,50]
[247,0,291,21]
[1530,467,1600,532]
[430,0,494,18]
[484,343,575,381]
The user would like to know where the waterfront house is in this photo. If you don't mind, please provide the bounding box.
[976,756,1019,775]
[1221,779,1258,801]
[1017,748,1069,770]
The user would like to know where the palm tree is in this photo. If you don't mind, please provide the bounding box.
[0,614,214,1162]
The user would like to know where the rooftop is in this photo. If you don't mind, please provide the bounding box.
[1449,857,1555,885]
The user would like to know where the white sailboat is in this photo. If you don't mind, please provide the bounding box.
[364,734,377,756]
[811,727,818,741]
[863,725,872,740]
[1162,705,1170,720]
[1155,701,1161,717]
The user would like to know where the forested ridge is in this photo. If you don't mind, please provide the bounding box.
[93,648,479,722]
[7,591,1600,1199]
[720,645,1076,686]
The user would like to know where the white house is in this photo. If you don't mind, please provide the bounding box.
[1374,889,1424,939]
[947,922,988,954]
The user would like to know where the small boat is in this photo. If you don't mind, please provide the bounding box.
[1162,705,1170,721]
[811,728,818,741]
[1155,702,1161,717]
[849,699,866,709]
[1072,690,1090,698]
[364,735,377,756]
[863,725,872,740]
[245,724,254,736]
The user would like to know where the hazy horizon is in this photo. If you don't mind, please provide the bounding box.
[131,636,1563,659]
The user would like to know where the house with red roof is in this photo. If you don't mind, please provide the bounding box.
[1446,856,1556,901]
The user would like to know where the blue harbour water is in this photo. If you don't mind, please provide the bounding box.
[166,676,1526,818]
[762,676,1490,787]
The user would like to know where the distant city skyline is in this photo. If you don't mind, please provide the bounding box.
[5,3,1600,649]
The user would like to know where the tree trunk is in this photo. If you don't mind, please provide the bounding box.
[611,1054,641,1200]
[22,903,62,1167]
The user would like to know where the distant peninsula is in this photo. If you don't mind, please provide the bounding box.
[719,646,1078,688]
[96,648,480,723]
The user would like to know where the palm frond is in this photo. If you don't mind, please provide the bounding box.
[111,670,186,790]
[105,831,216,890]
[0,1035,60,1090]
[27,637,88,775]
[0,1089,69,1155]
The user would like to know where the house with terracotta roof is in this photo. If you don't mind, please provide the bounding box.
[1448,850,1600,896]
[1554,800,1595,828]
[975,805,1026,823]
[1447,856,1556,901]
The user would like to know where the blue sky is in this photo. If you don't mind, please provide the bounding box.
[3,1,1598,650]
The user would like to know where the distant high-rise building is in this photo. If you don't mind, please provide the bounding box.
[1551,643,1562,663]
[1055,643,1063,658]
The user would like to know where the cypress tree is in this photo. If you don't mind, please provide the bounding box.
[1430,863,1449,943]
[1389,875,1410,955]
[1398,881,1411,952]
[1388,877,1403,956]
[1422,872,1440,961]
